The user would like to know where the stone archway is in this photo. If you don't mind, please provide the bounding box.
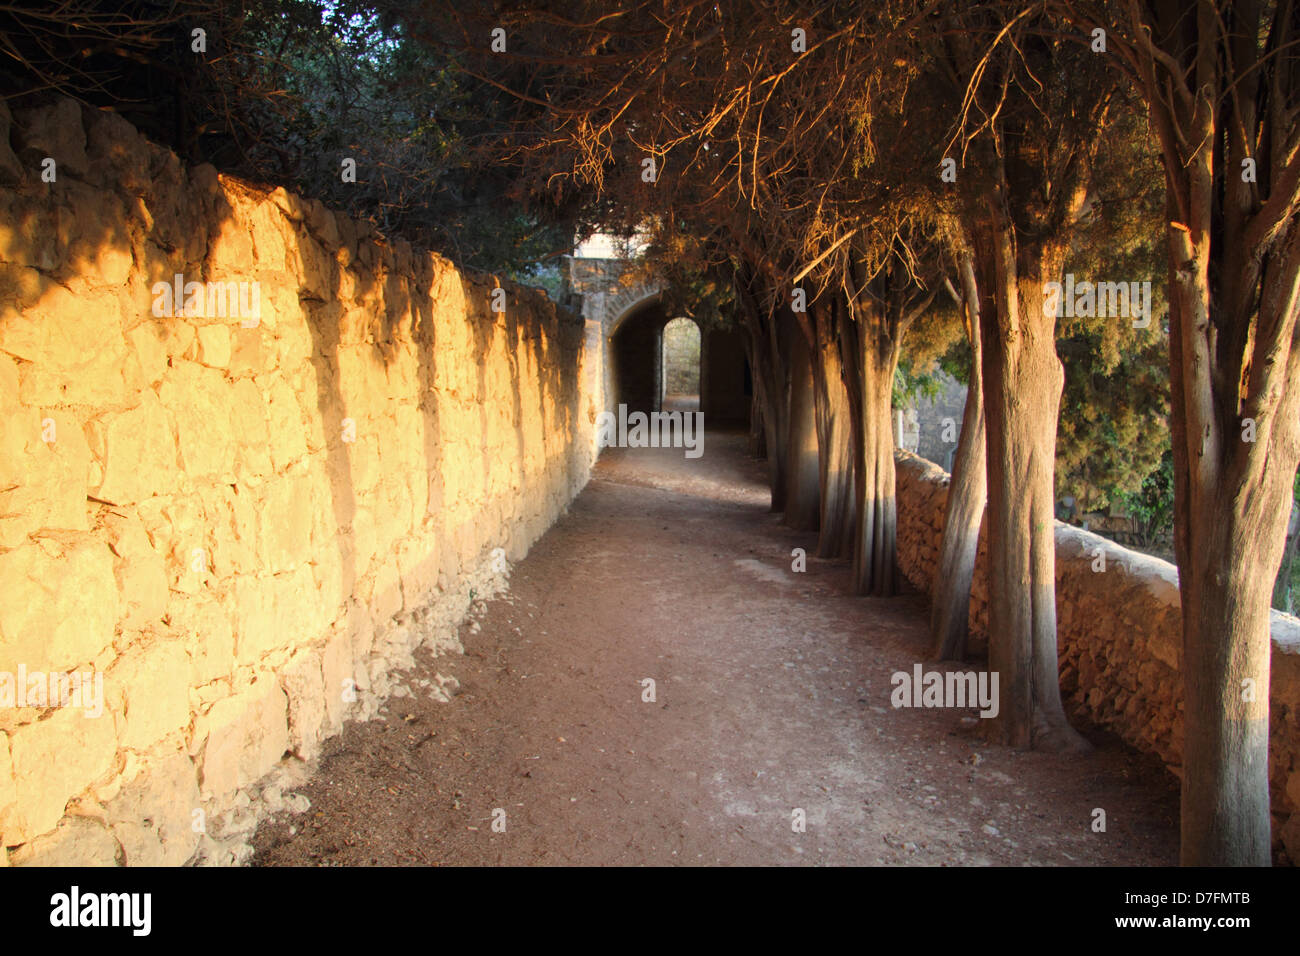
[565,255,666,337]
[606,283,667,337]
[564,255,750,426]
[565,256,668,417]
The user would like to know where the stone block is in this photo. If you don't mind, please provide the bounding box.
[0,537,117,674]
[0,732,15,845]
[231,577,276,664]
[264,375,308,472]
[105,513,168,630]
[207,187,255,274]
[181,598,235,687]
[320,628,355,736]
[93,390,177,505]
[126,321,169,386]
[196,483,255,578]
[7,705,118,843]
[11,816,120,867]
[85,108,152,195]
[351,506,377,580]
[60,181,132,287]
[158,362,237,479]
[5,285,128,406]
[248,198,289,273]
[198,678,289,799]
[227,324,266,378]
[196,324,231,368]
[290,228,332,301]
[0,406,91,545]
[259,472,315,572]
[273,564,329,648]
[103,750,200,866]
[280,650,325,760]
[307,199,340,248]
[369,558,404,623]
[106,640,190,751]
[397,539,439,613]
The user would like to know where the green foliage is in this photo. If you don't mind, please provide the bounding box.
[1054,100,1170,513]
[894,280,967,406]
[1055,322,1169,513]
[937,339,973,387]
[893,357,944,409]
[508,262,565,301]
[1115,449,1175,548]
[235,0,573,276]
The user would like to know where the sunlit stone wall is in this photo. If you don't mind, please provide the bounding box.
[0,97,597,865]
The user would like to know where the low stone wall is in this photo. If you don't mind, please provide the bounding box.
[894,450,1300,857]
[0,98,597,865]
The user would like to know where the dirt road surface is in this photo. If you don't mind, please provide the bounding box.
[252,430,1179,866]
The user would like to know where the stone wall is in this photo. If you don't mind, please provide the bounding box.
[0,98,597,865]
[893,450,1300,857]
[661,318,700,396]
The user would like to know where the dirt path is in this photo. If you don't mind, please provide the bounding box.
[252,430,1179,866]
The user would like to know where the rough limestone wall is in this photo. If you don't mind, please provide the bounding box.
[0,98,596,866]
[894,450,1300,855]
[661,318,700,395]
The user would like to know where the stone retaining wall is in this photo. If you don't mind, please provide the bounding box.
[0,98,597,865]
[894,449,1300,857]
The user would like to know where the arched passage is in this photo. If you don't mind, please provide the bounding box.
[608,294,669,415]
[606,293,752,426]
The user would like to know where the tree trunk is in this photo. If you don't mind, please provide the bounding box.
[1114,0,1300,861]
[841,299,901,596]
[801,298,856,558]
[931,251,987,661]
[746,337,767,459]
[736,274,788,512]
[978,194,1088,753]
[783,308,821,531]
[750,392,767,458]
[1177,500,1283,866]
[758,357,787,513]
[742,329,768,456]
[855,341,899,596]
[1165,209,1300,866]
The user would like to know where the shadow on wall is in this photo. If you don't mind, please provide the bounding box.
[0,95,592,866]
